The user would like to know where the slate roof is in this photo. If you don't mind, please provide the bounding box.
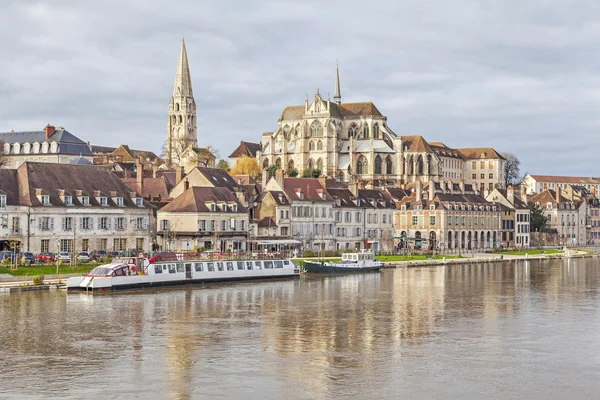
[283,178,333,202]
[0,128,92,156]
[0,169,20,205]
[528,175,600,184]
[326,188,361,207]
[257,217,277,228]
[5,162,149,208]
[228,141,261,158]
[69,156,93,165]
[358,189,395,208]
[159,187,247,213]
[197,167,241,191]
[457,147,505,160]
[278,102,383,121]
[122,176,172,201]
[529,189,579,205]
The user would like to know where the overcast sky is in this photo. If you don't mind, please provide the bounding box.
[2,0,600,176]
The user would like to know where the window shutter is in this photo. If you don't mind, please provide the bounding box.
[61,217,65,231]
[90,218,94,230]
[108,217,112,230]
[50,218,54,230]
[38,217,42,230]
[143,218,147,229]
[124,218,127,229]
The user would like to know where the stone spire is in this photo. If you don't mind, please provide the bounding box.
[166,38,197,167]
[173,38,193,97]
[333,61,341,104]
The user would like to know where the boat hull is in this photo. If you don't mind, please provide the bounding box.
[302,261,381,274]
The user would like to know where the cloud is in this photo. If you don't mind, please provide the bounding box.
[1,0,600,175]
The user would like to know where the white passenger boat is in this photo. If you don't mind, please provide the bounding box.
[302,250,382,273]
[67,253,300,292]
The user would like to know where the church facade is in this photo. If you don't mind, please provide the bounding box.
[258,68,506,191]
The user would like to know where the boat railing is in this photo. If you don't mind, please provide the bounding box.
[149,251,294,263]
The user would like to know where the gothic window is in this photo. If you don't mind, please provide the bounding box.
[310,121,323,137]
[263,159,269,169]
[348,123,358,138]
[385,156,393,174]
[374,156,382,174]
[317,140,323,151]
[308,159,315,170]
[309,141,315,151]
[337,171,344,181]
[175,103,180,111]
[417,155,424,175]
[288,160,294,171]
[316,158,323,172]
[172,115,176,124]
[373,123,380,139]
[283,125,291,139]
[178,115,183,124]
[275,158,282,168]
[363,123,369,139]
[357,156,368,174]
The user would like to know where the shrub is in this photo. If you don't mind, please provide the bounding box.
[32,275,45,285]
[1,258,10,266]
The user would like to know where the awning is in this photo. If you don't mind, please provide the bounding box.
[254,239,301,245]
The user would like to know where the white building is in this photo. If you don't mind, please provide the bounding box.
[522,174,600,197]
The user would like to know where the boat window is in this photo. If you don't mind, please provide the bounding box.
[168,264,176,274]
[194,263,204,272]
[163,265,167,270]
[114,268,124,276]
[246,262,253,270]
[283,260,289,266]
[217,262,224,271]
[254,261,262,269]
[154,265,163,274]
[227,262,234,271]
[353,255,358,261]
[264,261,273,269]
[275,261,283,268]
[177,263,184,273]
[89,267,112,276]
[237,262,245,270]
[207,262,215,272]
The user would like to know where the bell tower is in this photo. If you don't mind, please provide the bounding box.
[167,38,197,167]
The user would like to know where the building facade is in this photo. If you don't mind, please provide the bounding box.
[522,175,600,197]
[486,186,531,248]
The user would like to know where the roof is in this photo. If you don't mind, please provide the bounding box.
[159,187,247,213]
[278,101,383,121]
[122,176,172,201]
[457,147,505,160]
[400,135,432,153]
[10,162,148,208]
[283,178,333,202]
[68,156,93,165]
[529,189,574,204]
[0,169,19,205]
[0,128,92,156]
[228,141,261,158]
[357,189,395,208]
[385,187,411,201]
[528,175,600,184]
[197,167,241,191]
[430,143,464,159]
[326,188,361,208]
[257,217,277,228]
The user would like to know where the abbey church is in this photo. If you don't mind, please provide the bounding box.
[258,67,507,192]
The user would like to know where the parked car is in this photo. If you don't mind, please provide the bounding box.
[18,252,36,263]
[37,252,55,263]
[0,251,15,262]
[108,251,120,258]
[76,252,90,262]
[89,250,107,260]
[56,252,71,262]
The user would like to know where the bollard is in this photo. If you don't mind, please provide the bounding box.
[525,253,528,259]
[443,257,446,264]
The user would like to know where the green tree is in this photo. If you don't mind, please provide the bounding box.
[216,159,229,170]
[301,168,321,178]
[266,165,277,177]
[528,201,547,232]
[287,168,299,178]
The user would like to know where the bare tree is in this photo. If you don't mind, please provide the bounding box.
[162,138,218,169]
[0,140,8,168]
[502,152,521,187]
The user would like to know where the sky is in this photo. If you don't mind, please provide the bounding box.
[2,0,600,176]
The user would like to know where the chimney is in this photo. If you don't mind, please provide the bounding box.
[440,179,446,194]
[348,181,358,197]
[556,186,561,203]
[276,168,284,187]
[152,166,157,179]
[459,180,465,194]
[520,185,528,203]
[507,185,515,205]
[428,182,435,200]
[175,166,184,186]
[448,180,453,194]
[184,180,190,191]
[45,124,55,139]
[415,180,422,202]
[136,159,144,194]
[592,185,596,198]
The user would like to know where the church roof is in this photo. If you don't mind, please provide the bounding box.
[278,102,383,121]
[173,38,193,97]
[400,135,433,153]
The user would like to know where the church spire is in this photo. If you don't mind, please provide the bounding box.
[333,60,341,104]
[173,38,193,97]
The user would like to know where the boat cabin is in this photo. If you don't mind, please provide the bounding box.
[87,263,134,277]
[341,252,375,262]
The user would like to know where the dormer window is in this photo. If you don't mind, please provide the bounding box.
[41,195,50,205]
[99,197,108,206]
[63,196,72,206]
[547,203,552,209]
[210,203,216,212]
[0,194,6,209]
[400,205,406,210]
[231,203,238,212]
[298,191,304,200]
[115,197,124,207]
[430,205,435,210]
[135,198,144,207]
[81,196,89,205]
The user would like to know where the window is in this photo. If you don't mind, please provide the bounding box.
[60,239,73,253]
[41,239,49,253]
[80,196,89,205]
[221,220,227,231]
[227,262,234,271]
[113,238,126,250]
[81,217,91,230]
[382,214,387,224]
[116,217,125,230]
[161,220,169,231]
[207,262,215,272]
[136,238,144,251]
[0,195,5,209]
[155,265,163,274]
[236,262,244,270]
[489,161,494,169]
[177,264,184,273]
[317,140,323,151]
[275,261,284,268]
[246,261,253,270]
[430,216,436,225]
[363,123,369,139]
[100,238,107,251]
[217,262,224,271]
[412,216,418,226]
[472,174,476,179]
[135,198,144,207]
[489,173,493,179]
[41,195,50,205]
[115,197,124,207]
[40,217,52,231]
[63,217,73,231]
[134,217,144,230]
[99,197,108,206]
[240,220,245,231]
[11,217,19,234]
[81,239,89,252]
[195,263,204,272]
[480,174,485,179]
[63,196,72,206]
[480,161,485,169]
[281,227,289,235]
[373,123,379,139]
[168,264,176,274]
[472,161,476,169]
[99,217,108,230]
[264,261,273,269]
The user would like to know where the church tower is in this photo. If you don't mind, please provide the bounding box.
[167,38,197,167]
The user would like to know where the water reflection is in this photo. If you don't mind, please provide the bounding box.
[1,259,600,399]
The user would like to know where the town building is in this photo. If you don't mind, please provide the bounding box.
[0,162,153,253]
[0,125,93,169]
[486,186,531,248]
[157,186,249,253]
[394,180,501,251]
[522,174,600,197]
[228,141,261,169]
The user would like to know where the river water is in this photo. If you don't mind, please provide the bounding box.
[1,259,600,399]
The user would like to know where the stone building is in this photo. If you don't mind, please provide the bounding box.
[522,174,600,197]
[0,125,93,169]
[0,162,153,253]
[486,186,531,248]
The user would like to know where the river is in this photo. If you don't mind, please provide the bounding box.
[1,258,599,399]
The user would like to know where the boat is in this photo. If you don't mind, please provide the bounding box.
[67,252,300,292]
[302,250,382,273]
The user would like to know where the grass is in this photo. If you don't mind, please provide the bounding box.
[493,249,561,256]
[0,264,93,277]
[377,255,463,262]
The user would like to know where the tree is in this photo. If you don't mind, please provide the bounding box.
[502,152,521,187]
[302,168,321,178]
[287,168,299,178]
[0,140,7,168]
[528,201,547,232]
[216,159,229,170]
[229,155,261,178]
[161,137,195,168]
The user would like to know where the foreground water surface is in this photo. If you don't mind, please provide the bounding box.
[1,259,600,399]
